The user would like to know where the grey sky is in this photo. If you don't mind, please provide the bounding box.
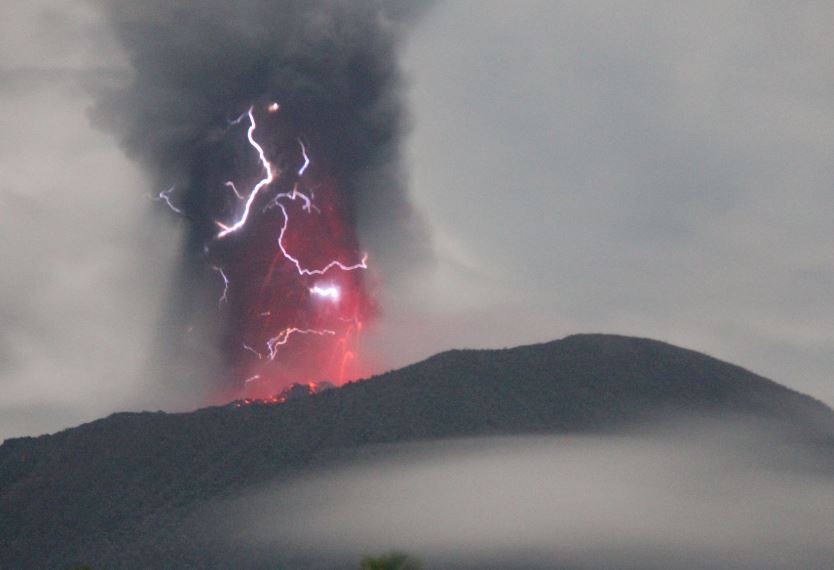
[0,0,185,439]
[2,1,833,440]
[366,1,834,405]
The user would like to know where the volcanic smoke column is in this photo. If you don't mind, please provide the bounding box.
[206,102,377,398]
[93,0,431,401]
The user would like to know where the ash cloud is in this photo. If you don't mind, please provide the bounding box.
[93,0,431,265]
[90,0,434,388]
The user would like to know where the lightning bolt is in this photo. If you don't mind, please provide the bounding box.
[216,106,276,238]
[219,104,367,275]
[153,185,184,215]
[264,182,316,214]
[227,110,250,126]
[243,343,263,359]
[212,266,230,305]
[275,199,369,275]
[266,328,336,361]
[198,102,373,388]
[297,139,311,176]
[224,181,246,200]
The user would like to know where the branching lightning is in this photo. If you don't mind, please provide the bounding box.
[103,0,414,407]
[216,104,368,280]
[165,101,374,399]
[213,106,367,276]
[266,328,336,361]
[153,185,184,215]
[216,107,276,238]
[276,200,370,275]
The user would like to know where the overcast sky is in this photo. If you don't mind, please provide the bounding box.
[2,1,833,440]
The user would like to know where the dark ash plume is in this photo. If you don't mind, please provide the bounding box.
[90,0,433,397]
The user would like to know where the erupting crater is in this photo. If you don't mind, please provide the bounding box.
[161,102,377,402]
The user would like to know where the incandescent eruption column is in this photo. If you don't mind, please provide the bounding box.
[94,1,432,403]
[203,102,376,399]
[158,101,377,401]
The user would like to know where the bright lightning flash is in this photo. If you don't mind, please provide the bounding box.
[167,102,374,397]
[216,107,275,238]
[310,284,340,301]
[153,186,184,215]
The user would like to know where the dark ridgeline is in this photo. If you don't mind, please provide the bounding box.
[2,334,833,568]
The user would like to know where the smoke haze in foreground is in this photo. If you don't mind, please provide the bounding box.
[221,419,834,568]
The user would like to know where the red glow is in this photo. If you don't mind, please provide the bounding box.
[206,103,378,402]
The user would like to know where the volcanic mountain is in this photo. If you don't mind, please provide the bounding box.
[2,334,833,568]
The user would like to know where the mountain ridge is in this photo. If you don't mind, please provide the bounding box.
[2,333,833,568]
[5,333,831,445]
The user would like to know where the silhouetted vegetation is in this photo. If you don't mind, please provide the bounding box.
[360,551,421,570]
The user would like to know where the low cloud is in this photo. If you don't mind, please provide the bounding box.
[224,419,834,568]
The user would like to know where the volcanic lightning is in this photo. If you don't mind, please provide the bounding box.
[223,181,246,200]
[215,107,275,239]
[275,201,370,276]
[155,100,377,401]
[153,186,184,215]
[109,0,425,407]
[212,266,230,305]
[265,328,336,361]
[310,284,340,301]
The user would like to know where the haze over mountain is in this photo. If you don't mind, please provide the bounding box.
[2,334,833,568]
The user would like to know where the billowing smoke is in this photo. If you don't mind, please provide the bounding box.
[91,0,432,400]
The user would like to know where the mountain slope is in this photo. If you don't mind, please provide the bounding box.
[1,334,832,568]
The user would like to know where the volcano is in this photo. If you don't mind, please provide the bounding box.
[2,334,833,568]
